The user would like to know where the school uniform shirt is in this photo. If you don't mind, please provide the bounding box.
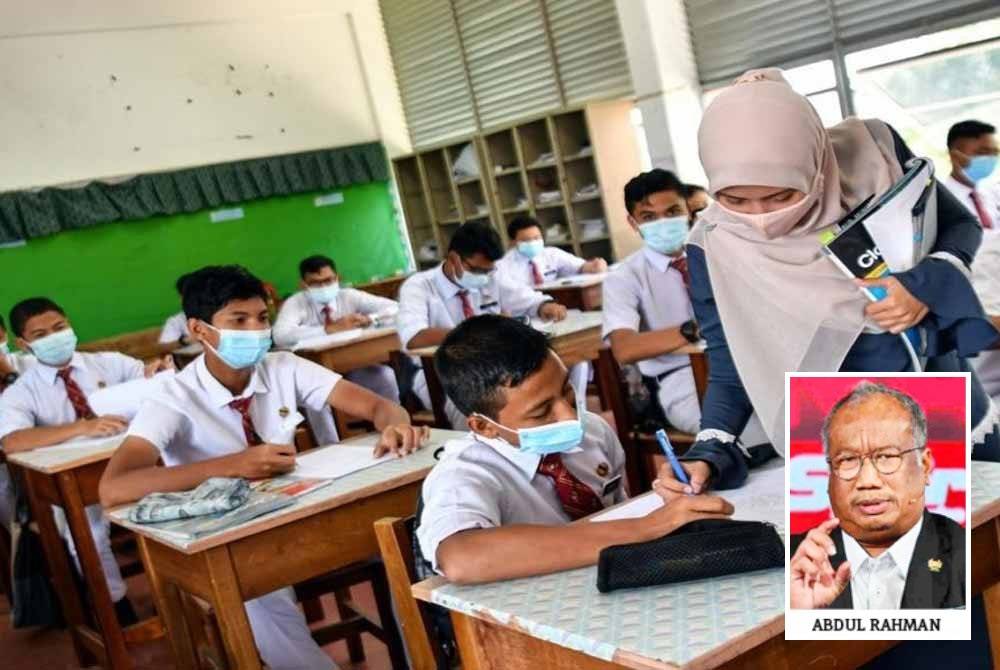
[396,263,552,349]
[601,246,700,434]
[272,288,399,348]
[943,175,999,232]
[3,350,36,376]
[158,310,190,344]
[127,350,339,670]
[0,350,143,603]
[417,411,627,573]
[496,246,586,288]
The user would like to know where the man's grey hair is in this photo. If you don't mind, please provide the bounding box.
[820,381,928,454]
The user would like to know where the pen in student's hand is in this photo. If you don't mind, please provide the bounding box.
[655,429,692,494]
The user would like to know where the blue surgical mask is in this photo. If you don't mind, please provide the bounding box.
[639,216,689,255]
[307,283,340,305]
[479,392,586,456]
[29,328,78,367]
[517,240,544,259]
[964,155,999,184]
[203,323,272,370]
[456,267,491,292]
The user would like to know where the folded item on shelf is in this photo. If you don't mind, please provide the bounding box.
[531,151,555,166]
[574,183,600,198]
[545,223,569,242]
[536,190,562,204]
[451,143,480,179]
[418,241,439,261]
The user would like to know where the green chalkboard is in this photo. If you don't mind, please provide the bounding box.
[0,181,409,342]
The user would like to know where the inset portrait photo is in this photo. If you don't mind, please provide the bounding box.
[785,373,971,641]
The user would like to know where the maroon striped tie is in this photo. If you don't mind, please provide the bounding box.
[56,368,96,420]
[457,290,475,320]
[229,396,263,446]
[537,453,604,520]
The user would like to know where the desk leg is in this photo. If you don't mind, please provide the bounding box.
[136,536,198,670]
[58,469,133,670]
[204,545,263,670]
[22,468,96,668]
[420,355,451,428]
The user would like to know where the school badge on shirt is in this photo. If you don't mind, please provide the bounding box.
[278,407,290,418]
[97,381,107,389]
[596,462,610,477]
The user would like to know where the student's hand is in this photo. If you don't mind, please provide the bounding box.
[583,257,608,274]
[639,493,734,541]
[790,518,851,609]
[857,277,929,334]
[652,460,713,498]
[232,444,297,479]
[374,424,431,458]
[144,355,174,378]
[326,313,372,333]
[79,415,130,438]
[538,302,568,322]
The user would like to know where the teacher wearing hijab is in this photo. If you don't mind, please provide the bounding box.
[654,69,1000,497]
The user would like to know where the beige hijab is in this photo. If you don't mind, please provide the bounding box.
[690,69,902,454]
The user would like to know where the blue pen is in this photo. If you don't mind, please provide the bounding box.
[655,429,691,492]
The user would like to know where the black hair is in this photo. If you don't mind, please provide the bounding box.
[624,168,686,214]
[299,254,337,279]
[447,222,503,261]
[506,216,542,240]
[947,120,996,148]
[181,265,268,323]
[684,184,707,197]
[0,314,5,331]
[10,297,65,338]
[434,315,551,418]
[174,272,192,295]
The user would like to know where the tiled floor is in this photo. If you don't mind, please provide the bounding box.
[1,572,394,669]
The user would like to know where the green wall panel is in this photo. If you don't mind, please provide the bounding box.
[0,181,408,342]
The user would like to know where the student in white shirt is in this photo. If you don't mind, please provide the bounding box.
[0,297,173,623]
[99,264,427,670]
[273,254,400,404]
[602,169,704,435]
[158,273,193,347]
[496,216,606,288]
[397,222,568,425]
[0,314,34,392]
[684,183,710,225]
[416,315,733,584]
[944,120,999,232]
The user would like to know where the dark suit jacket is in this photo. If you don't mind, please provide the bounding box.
[790,510,965,609]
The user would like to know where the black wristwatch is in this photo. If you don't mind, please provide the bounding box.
[680,319,700,343]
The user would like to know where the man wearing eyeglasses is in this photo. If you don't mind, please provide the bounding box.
[789,381,965,610]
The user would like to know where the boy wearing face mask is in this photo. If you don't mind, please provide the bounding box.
[944,119,999,233]
[602,169,703,435]
[0,297,172,622]
[416,315,733,584]
[496,216,607,288]
[158,273,193,349]
[398,222,568,425]
[98,264,426,670]
[273,254,400,403]
[0,314,35,391]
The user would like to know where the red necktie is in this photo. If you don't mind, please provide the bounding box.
[457,290,475,320]
[530,260,544,286]
[537,454,604,521]
[321,305,333,326]
[670,256,690,288]
[229,396,263,446]
[970,191,994,229]
[56,368,96,420]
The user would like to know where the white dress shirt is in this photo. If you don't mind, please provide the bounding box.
[943,174,998,231]
[843,515,923,609]
[397,264,551,349]
[417,411,627,572]
[158,311,190,344]
[4,351,36,376]
[496,246,586,288]
[272,288,399,348]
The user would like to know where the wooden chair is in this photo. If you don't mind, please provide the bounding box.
[0,453,11,602]
[389,350,438,427]
[374,516,450,670]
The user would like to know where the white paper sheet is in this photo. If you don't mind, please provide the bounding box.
[540,272,606,289]
[87,371,176,420]
[591,460,785,529]
[292,329,366,351]
[292,444,395,480]
[861,159,935,272]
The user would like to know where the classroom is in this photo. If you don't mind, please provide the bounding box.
[2,1,1000,669]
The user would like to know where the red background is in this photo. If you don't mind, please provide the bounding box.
[788,375,967,535]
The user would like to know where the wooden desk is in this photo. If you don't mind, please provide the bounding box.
[110,429,464,670]
[539,274,605,312]
[353,273,411,301]
[7,435,162,670]
[294,327,401,375]
[676,340,708,406]
[171,343,203,369]
[414,462,1000,669]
